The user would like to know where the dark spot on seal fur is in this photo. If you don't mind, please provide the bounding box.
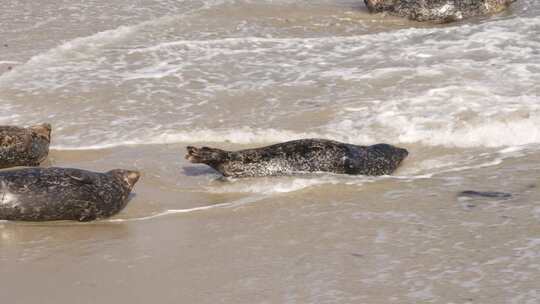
[3,44,7,47]
[458,190,512,199]
[363,0,517,23]
[0,167,140,222]
[185,138,408,178]
[0,123,51,169]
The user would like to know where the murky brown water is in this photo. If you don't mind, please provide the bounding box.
[1,0,540,303]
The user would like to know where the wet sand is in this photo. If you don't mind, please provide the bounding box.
[1,0,540,303]
[2,144,540,303]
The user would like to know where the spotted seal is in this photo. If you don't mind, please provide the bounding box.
[0,123,51,169]
[186,138,408,178]
[0,167,140,221]
[363,0,517,22]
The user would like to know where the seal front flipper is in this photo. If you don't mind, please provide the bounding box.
[67,170,95,184]
[67,200,98,222]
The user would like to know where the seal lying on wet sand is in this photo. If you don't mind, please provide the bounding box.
[0,167,140,221]
[186,139,408,178]
[0,123,51,169]
[364,0,517,23]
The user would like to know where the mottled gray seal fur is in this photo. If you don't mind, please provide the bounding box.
[364,0,517,22]
[0,123,51,169]
[0,167,140,221]
[186,139,408,178]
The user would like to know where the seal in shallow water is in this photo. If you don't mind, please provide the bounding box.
[0,123,51,169]
[186,138,408,178]
[363,0,517,22]
[0,167,140,221]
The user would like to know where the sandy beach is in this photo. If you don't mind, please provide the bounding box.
[1,0,540,303]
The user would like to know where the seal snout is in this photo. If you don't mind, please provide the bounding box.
[108,169,141,190]
[398,147,409,161]
[125,170,141,188]
[30,123,52,142]
[392,147,409,167]
[185,146,213,163]
[185,146,200,163]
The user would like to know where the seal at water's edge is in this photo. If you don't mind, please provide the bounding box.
[363,0,517,23]
[185,138,408,178]
[0,123,51,169]
[0,167,140,221]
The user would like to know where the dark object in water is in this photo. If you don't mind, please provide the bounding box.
[0,167,140,222]
[458,190,512,199]
[363,0,517,23]
[186,138,408,178]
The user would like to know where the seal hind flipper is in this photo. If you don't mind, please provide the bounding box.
[186,146,228,165]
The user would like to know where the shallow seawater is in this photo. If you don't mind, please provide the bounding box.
[1,0,540,303]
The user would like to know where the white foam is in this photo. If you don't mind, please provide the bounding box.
[0,9,198,90]
[0,25,136,88]
[0,182,18,207]
[51,127,323,150]
[534,207,540,221]
[0,192,18,206]
[107,202,232,222]
[3,12,540,150]
[396,114,540,148]
[329,90,540,148]
[208,174,373,195]
[107,195,268,222]
[209,178,332,195]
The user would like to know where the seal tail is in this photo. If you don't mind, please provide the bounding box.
[185,146,228,165]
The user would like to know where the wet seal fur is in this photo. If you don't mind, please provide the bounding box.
[363,0,517,23]
[0,123,51,169]
[0,167,140,221]
[186,138,408,178]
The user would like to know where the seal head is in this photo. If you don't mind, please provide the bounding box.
[107,169,141,193]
